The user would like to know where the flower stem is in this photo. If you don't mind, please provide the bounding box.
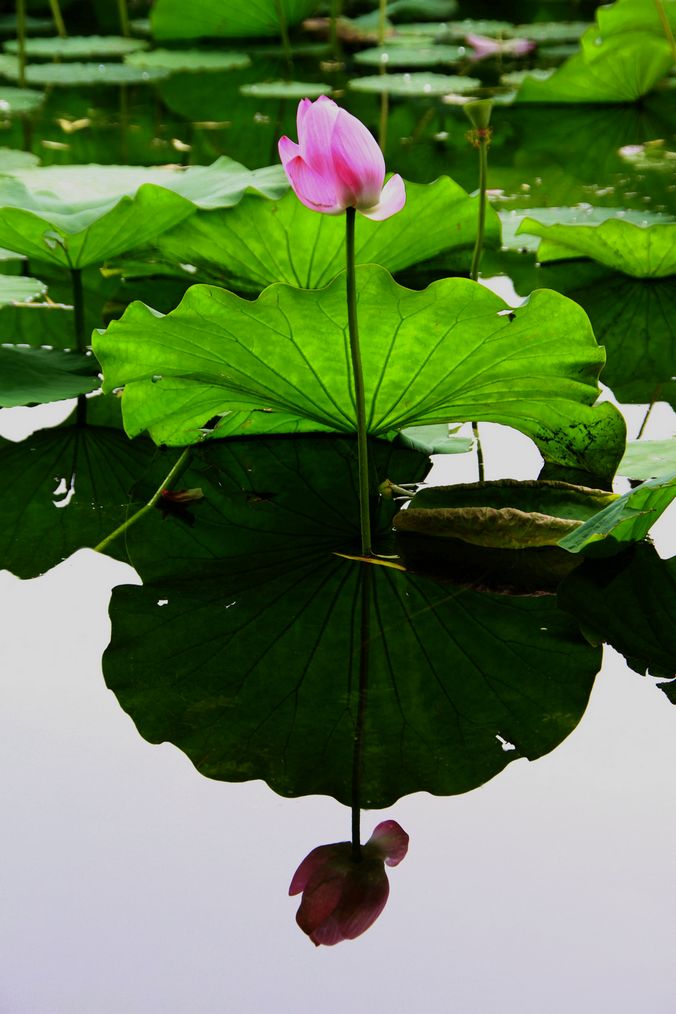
[472,420,484,482]
[470,133,488,282]
[378,0,387,46]
[48,0,67,36]
[17,0,26,88]
[345,207,372,557]
[273,0,293,69]
[93,447,192,554]
[117,0,131,37]
[655,0,676,60]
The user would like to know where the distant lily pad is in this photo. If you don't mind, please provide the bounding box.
[0,56,170,87]
[0,146,39,170]
[125,47,251,72]
[0,86,45,115]
[512,21,591,44]
[354,44,464,67]
[386,0,459,20]
[0,274,47,306]
[348,71,480,96]
[3,35,150,59]
[239,80,331,99]
[442,19,514,39]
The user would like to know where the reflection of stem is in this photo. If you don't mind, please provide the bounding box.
[117,0,131,37]
[48,0,67,36]
[470,137,488,481]
[637,384,662,438]
[345,207,372,557]
[94,447,192,554]
[71,267,88,427]
[654,0,676,60]
[351,565,371,861]
[472,420,484,482]
[273,0,293,70]
[17,0,26,88]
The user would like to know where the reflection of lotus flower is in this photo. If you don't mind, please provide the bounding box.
[466,33,535,60]
[278,96,406,220]
[289,820,409,946]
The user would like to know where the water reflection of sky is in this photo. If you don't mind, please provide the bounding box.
[1,405,674,1014]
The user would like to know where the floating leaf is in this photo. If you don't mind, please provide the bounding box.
[387,0,459,21]
[517,214,676,277]
[354,44,464,67]
[151,0,320,40]
[0,274,46,306]
[239,80,331,99]
[619,440,676,480]
[156,177,500,292]
[0,85,44,115]
[441,19,514,39]
[512,21,591,44]
[94,265,625,481]
[558,473,676,553]
[0,146,39,170]
[348,71,480,96]
[0,347,99,407]
[0,56,171,86]
[3,35,150,59]
[124,47,251,72]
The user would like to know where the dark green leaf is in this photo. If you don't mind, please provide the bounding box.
[151,0,320,40]
[0,347,99,406]
[559,473,676,553]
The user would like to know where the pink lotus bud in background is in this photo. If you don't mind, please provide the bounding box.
[289,819,409,946]
[278,96,406,221]
[466,33,536,60]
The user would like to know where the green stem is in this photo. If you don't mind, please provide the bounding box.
[17,0,26,88]
[378,0,387,46]
[48,0,67,37]
[329,0,341,59]
[94,447,192,554]
[378,68,389,152]
[273,0,293,69]
[117,0,131,38]
[70,267,88,426]
[470,136,488,282]
[345,207,372,558]
[655,0,676,61]
[637,384,662,438]
[351,565,371,861]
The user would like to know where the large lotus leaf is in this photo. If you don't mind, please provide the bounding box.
[156,178,501,292]
[94,266,625,480]
[514,30,673,103]
[559,473,676,553]
[595,0,676,37]
[517,216,676,277]
[3,35,149,59]
[0,159,286,268]
[102,433,599,805]
[151,0,320,39]
[0,347,99,406]
[502,206,670,255]
[0,421,167,578]
[558,543,676,682]
[1,157,286,214]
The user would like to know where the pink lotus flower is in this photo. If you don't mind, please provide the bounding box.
[289,819,409,946]
[278,96,406,220]
[466,33,535,60]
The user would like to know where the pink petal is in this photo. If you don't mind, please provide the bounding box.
[282,154,343,215]
[278,135,300,168]
[296,874,346,941]
[465,33,499,58]
[365,819,409,867]
[359,174,406,222]
[509,37,535,55]
[289,843,346,895]
[330,108,385,210]
[307,861,390,946]
[297,95,342,179]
